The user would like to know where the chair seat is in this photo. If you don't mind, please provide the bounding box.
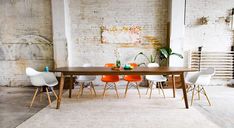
[45,81,58,87]
[146,75,167,82]
[124,75,142,82]
[76,76,96,82]
[101,75,119,82]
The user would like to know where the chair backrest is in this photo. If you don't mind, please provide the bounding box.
[101,63,119,82]
[195,67,215,86]
[124,63,141,81]
[185,71,200,85]
[105,63,115,67]
[200,67,215,76]
[129,63,138,68]
[26,67,45,86]
[26,67,41,76]
[83,63,92,67]
[76,64,96,82]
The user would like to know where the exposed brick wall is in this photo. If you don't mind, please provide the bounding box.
[0,0,53,86]
[68,0,168,66]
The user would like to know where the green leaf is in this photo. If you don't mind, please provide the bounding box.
[138,62,147,67]
[171,53,183,59]
[134,52,151,63]
[151,55,156,63]
[159,49,169,59]
[168,48,172,55]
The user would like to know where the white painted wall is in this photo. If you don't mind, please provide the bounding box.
[51,0,68,68]
[169,0,185,67]
[184,0,234,52]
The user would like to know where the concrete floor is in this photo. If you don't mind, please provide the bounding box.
[190,86,234,128]
[0,86,234,128]
[0,87,57,128]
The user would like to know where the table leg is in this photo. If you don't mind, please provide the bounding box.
[56,73,65,109]
[180,73,189,109]
[172,75,176,98]
[69,75,73,98]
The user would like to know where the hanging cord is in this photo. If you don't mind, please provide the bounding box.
[198,46,203,71]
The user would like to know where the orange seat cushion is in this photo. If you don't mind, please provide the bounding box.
[124,75,142,82]
[101,63,119,82]
[101,75,120,82]
[124,63,141,82]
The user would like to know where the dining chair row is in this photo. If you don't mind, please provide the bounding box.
[26,65,214,108]
[75,63,167,99]
[26,63,167,108]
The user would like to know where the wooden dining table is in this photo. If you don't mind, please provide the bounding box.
[53,66,197,109]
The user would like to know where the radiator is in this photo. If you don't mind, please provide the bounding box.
[188,51,234,80]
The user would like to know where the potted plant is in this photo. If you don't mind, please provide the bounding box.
[134,52,157,66]
[159,47,183,66]
[133,36,162,66]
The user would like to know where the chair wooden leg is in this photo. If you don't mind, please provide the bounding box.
[146,87,149,95]
[198,85,201,100]
[91,82,97,96]
[124,82,130,98]
[45,87,51,106]
[191,85,196,106]
[114,83,119,98]
[88,83,93,96]
[81,84,84,96]
[149,82,153,99]
[202,86,211,106]
[39,87,43,102]
[136,84,141,98]
[30,88,39,108]
[102,82,108,99]
[146,81,150,95]
[77,83,84,98]
[157,82,161,94]
[52,89,58,100]
[159,82,166,98]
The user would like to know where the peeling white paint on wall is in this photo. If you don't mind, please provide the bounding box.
[184,0,234,52]
[0,0,53,86]
[68,0,168,67]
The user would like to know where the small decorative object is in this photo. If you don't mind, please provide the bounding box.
[116,60,121,68]
[114,49,121,68]
[225,8,234,30]
[231,8,234,30]
[200,16,209,25]
[44,66,49,72]
[124,64,133,70]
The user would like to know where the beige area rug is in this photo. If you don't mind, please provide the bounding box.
[17,88,220,128]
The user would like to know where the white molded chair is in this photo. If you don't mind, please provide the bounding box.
[75,64,96,98]
[185,67,215,106]
[26,67,58,108]
[145,63,166,99]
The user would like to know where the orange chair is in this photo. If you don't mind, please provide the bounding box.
[101,63,119,98]
[124,63,141,98]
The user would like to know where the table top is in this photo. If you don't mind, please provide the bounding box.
[52,67,197,75]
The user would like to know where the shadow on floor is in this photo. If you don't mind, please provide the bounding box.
[0,87,57,128]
